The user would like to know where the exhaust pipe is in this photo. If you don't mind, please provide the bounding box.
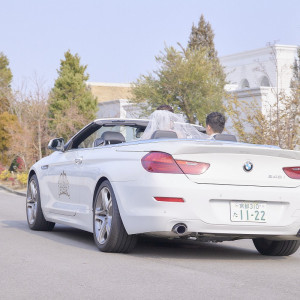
[172,223,187,235]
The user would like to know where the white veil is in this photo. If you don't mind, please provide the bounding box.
[140,110,210,140]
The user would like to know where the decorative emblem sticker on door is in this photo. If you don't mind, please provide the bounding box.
[58,171,70,199]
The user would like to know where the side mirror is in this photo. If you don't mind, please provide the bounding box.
[48,138,65,151]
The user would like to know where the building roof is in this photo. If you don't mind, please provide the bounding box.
[87,82,133,103]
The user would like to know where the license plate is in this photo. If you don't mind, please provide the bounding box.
[230,201,267,223]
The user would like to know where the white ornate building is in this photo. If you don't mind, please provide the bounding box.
[221,44,298,115]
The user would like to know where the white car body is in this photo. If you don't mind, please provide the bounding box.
[27,119,300,254]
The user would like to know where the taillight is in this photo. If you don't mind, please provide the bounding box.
[141,152,210,175]
[283,167,300,179]
[141,152,183,174]
[176,160,210,175]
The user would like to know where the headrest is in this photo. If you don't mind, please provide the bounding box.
[151,130,178,139]
[94,131,125,147]
[214,134,237,142]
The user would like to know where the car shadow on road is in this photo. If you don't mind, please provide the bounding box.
[1,219,288,260]
[131,236,288,261]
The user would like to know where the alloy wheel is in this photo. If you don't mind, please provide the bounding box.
[94,186,113,244]
[27,179,38,225]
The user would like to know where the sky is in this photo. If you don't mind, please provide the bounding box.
[1,0,300,91]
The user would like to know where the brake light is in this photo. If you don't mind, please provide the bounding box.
[283,167,300,179]
[141,152,210,175]
[176,160,210,175]
[141,152,183,174]
[154,197,184,202]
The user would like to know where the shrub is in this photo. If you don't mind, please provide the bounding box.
[17,172,28,186]
[0,169,10,181]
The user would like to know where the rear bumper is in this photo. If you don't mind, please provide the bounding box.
[112,173,300,239]
[126,216,300,240]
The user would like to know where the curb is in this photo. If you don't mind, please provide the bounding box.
[0,184,27,197]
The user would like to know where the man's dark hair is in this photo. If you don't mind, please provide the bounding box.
[206,112,225,133]
[156,105,174,113]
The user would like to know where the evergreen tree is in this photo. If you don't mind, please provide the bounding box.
[188,14,218,60]
[48,50,98,140]
[0,52,13,113]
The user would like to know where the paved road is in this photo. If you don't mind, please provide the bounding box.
[0,189,299,300]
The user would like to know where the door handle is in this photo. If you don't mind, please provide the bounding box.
[75,157,83,164]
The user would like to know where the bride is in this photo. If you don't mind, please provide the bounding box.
[140,106,210,140]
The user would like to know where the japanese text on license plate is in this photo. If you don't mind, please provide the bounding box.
[230,201,267,223]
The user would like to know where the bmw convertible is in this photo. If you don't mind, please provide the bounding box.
[26,118,300,256]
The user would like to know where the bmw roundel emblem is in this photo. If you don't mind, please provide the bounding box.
[243,161,253,172]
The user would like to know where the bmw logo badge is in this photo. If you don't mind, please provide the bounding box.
[243,161,253,172]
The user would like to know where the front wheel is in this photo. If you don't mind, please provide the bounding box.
[93,180,137,253]
[26,174,55,231]
[253,238,300,256]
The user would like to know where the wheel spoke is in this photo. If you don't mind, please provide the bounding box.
[32,203,37,220]
[107,199,112,216]
[28,207,33,223]
[30,181,37,199]
[95,214,105,223]
[106,216,112,236]
[95,207,106,217]
[97,219,107,244]
[100,188,108,210]
[27,196,34,204]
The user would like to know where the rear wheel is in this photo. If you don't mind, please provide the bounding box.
[253,238,300,256]
[26,174,55,231]
[93,180,137,253]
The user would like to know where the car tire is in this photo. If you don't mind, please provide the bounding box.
[253,238,300,256]
[26,174,55,231]
[93,180,137,253]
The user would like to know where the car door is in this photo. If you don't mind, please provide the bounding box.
[44,149,83,216]
[43,122,102,220]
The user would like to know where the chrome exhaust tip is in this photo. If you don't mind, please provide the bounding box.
[172,223,187,235]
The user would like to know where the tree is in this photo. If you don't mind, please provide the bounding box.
[0,112,19,165]
[0,52,13,113]
[188,14,218,60]
[290,47,300,148]
[0,52,18,166]
[48,50,98,140]
[131,15,225,125]
[3,79,53,170]
[132,46,225,125]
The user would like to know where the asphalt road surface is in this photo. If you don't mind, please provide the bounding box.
[0,189,300,300]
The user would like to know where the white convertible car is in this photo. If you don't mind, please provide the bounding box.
[26,118,300,256]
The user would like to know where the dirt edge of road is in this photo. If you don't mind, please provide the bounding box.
[0,184,26,197]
